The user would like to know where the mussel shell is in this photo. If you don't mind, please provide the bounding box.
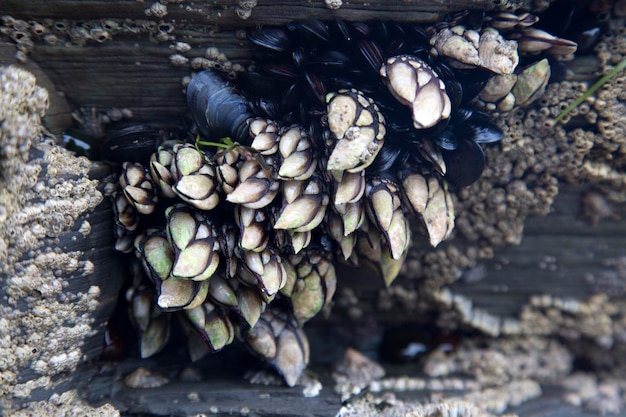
[442,138,486,188]
[287,19,330,44]
[248,27,292,52]
[187,70,252,143]
[358,39,384,73]
[306,50,351,70]
[303,71,327,105]
[434,130,459,151]
[467,123,503,144]
[101,124,159,164]
[453,109,503,144]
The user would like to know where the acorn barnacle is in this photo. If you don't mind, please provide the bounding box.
[102,9,578,387]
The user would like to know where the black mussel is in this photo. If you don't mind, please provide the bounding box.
[63,128,98,159]
[237,71,280,97]
[248,97,283,120]
[292,46,308,68]
[358,39,385,73]
[248,27,292,53]
[306,50,351,70]
[262,63,299,80]
[452,108,503,144]
[287,19,330,44]
[434,130,459,151]
[303,71,327,105]
[366,142,411,175]
[577,27,601,52]
[442,137,486,188]
[331,19,352,43]
[454,69,491,104]
[466,123,503,144]
[465,10,486,30]
[351,22,371,38]
[187,70,252,143]
[101,124,159,164]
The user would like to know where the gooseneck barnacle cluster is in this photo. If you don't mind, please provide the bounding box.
[107,11,576,385]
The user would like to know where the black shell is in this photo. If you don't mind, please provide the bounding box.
[187,70,252,144]
[101,124,159,165]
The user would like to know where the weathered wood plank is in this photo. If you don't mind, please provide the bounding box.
[1,0,512,25]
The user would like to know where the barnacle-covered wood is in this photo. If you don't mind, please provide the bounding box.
[2,1,527,25]
[0,65,125,414]
[3,1,626,416]
[0,0,533,135]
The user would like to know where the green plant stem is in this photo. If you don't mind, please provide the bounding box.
[555,58,626,123]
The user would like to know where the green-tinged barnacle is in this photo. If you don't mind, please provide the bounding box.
[184,327,212,362]
[237,285,266,328]
[207,274,238,307]
[235,205,270,252]
[157,276,209,311]
[149,140,180,199]
[480,74,518,104]
[279,256,298,297]
[218,222,239,279]
[277,125,317,180]
[114,224,135,253]
[238,247,287,300]
[226,154,279,209]
[215,147,240,195]
[422,176,455,247]
[335,200,365,236]
[112,190,139,232]
[134,229,173,282]
[127,286,171,358]
[275,228,312,254]
[273,175,329,232]
[353,219,403,286]
[365,177,411,260]
[184,302,235,351]
[289,248,337,324]
[325,210,356,260]
[400,168,455,247]
[140,314,171,359]
[243,308,309,387]
[430,26,518,75]
[486,12,538,30]
[249,117,280,155]
[292,230,313,253]
[479,73,518,112]
[120,161,158,215]
[511,58,551,107]
[171,143,205,178]
[325,89,386,172]
[331,169,365,205]
[128,286,153,333]
[516,28,578,56]
[171,143,220,211]
[380,55,451,129]
[165,204,220,281]
[477,28,519,75]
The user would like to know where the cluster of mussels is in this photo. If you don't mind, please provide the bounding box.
[109,11,576,385]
